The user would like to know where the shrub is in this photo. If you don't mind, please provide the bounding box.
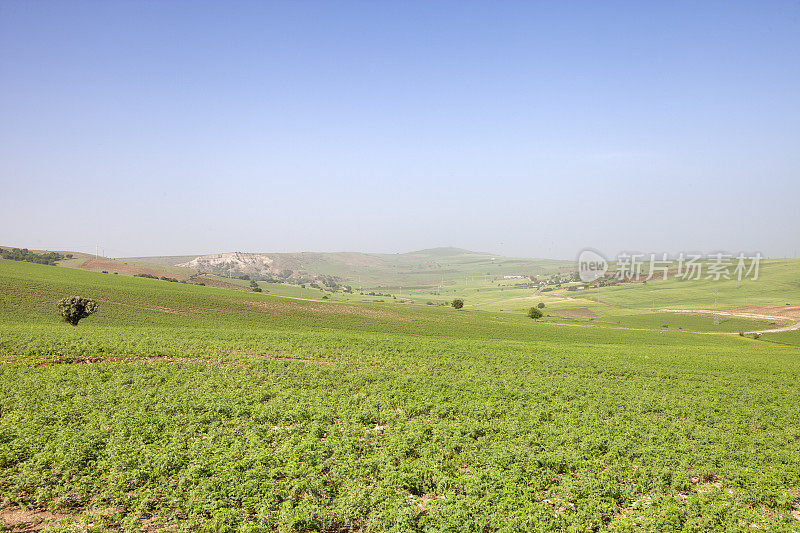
[57,296,98,326]
[1,247,64,265]
[537,302,545,309]
[452,298,464,309]
[527,307,543,320]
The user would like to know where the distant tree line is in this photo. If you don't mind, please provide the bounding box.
[133,273,179,282]
[0,247,68,265]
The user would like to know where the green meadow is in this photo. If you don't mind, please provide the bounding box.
[432,259,800,335]
[1,259,799,531]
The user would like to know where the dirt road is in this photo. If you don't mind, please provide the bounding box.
[657,308,800,335]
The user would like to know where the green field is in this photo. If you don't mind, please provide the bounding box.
[1,258,800,531]
[420,259,800,334]
[124,248,572,290]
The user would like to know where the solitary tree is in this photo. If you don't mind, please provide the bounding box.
[527,307,543,320]
[57,296,98,326]
[537,302,545,309]
[451,298,464,309]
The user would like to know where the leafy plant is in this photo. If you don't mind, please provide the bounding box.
[527,307,543,319]
[57,296,98,326]
[452,298,464,309]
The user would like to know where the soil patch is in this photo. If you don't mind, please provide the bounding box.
[80,259,189,280]
[730,305,800,319]
[0,506,73,532]
[553,307,597,319]
[18,353,341,367]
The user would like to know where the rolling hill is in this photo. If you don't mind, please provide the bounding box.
[123,247,573,288]
[2,258,800,530]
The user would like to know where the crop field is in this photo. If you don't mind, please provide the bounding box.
[201,275,398,306]
[1,258,800,531]
[430,260,800,334]
[123,249,572,291]
[760,330,800,348]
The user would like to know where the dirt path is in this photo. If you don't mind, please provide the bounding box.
[465,296,800,336]
[536,307,800,336]
[657,309,800,334]
[536,319,800,336]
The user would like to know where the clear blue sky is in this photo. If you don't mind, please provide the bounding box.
[1,1,798,259]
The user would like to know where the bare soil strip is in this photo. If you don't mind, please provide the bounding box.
[658,307,800,334]
[553,307,598,319]
[0,505,163,532]
[1,354,339,367]
[79,258,188,280]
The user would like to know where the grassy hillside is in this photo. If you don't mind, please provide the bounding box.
[586,259,800,310]
[124,247,572,289]
[1,259,800,531]
[121,255,200,266]
[424,259,800,334]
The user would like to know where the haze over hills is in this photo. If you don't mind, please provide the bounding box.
[123,247,572,288]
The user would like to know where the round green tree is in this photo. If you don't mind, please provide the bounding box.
[57,296,98,326]
[527,306,543,319]
[451,298,464,309]
[537,302,545,309]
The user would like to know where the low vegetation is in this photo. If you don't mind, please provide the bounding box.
[56,295,98,326]
[0,247,66,265]
[1,259,799,531]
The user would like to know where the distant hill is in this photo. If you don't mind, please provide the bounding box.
[123,248,572,289]
[403,247,487,257]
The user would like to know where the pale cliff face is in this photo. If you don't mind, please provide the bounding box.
[178,253,276,276]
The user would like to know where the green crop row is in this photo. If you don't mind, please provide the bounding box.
[1,259,799,531]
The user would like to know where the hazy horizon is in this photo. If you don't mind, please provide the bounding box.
[2,1,799,260]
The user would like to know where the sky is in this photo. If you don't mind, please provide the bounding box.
[1,0,799,260]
